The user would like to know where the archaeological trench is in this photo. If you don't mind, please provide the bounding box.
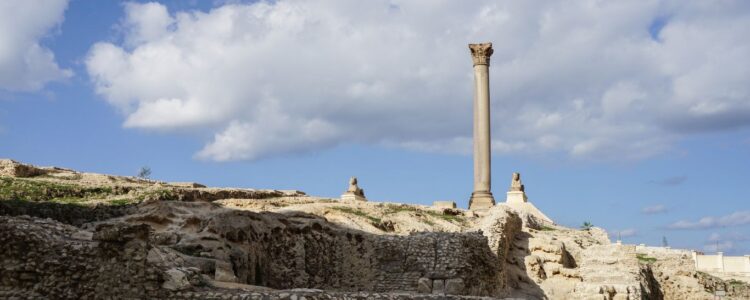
[1,159,749,299]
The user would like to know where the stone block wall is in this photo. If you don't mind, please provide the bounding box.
[0,200,512,298]
[207,211,503,296]
[372,232,500,295]
[0,216,171,299]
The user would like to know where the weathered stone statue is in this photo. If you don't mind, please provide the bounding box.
[506,172,528,203]
[341,177,367,201]
[509,172,525,192]
[347,177,365,197]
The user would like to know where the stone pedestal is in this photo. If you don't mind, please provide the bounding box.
[506,191,527,204]
[432,201,457,209]
[341,193,366,202]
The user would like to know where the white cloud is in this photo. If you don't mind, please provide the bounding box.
[642,204,668,214]
[86,1,750,161]
[0,0,71,91]
[668,211,750,230]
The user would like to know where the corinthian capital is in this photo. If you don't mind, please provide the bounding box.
[469,43,493,66]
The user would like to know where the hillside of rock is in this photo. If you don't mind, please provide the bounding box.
[1,159,748,299]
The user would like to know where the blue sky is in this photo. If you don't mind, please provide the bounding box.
[1,0,749,255]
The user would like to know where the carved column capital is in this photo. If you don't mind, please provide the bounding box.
[469,43,494,66]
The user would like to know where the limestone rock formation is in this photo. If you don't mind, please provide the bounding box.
[0,159,48,177]
[2,159,749,299]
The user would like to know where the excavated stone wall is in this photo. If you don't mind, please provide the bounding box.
[372,233,500,295]
[0,201,510,298]
[0,199,136,226]
[0,216,173,299]
[179,204,503,296]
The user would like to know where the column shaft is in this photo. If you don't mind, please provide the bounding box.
[473,64,491,193]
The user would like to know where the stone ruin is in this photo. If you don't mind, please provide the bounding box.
[0,200,515,299]
[341,176,367,201]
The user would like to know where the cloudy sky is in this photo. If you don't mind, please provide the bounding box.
[1,0,749,254]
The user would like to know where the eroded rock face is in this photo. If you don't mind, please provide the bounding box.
[0,216,168,299]
[125,201,504,296]
[648,255,750,300]
[472,205,523,295]
[8,159,748,299]
[0,159,48,177]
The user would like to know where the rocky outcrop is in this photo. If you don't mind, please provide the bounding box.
[0,159,48,177]
[472,205,523,295]
[649,255,750,300]
[0,199,136,226]
[127,201,505,296]
[570,244,650,299]
[8,159,748,299]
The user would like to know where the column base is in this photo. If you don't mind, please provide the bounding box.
[468,191,495,211]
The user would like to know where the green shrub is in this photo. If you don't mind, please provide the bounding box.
[636,253,657,264]
[331,206,382,224]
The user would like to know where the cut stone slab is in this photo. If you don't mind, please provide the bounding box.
[432,201,457,208]
[432,279,445,295]
[417,277,432,294]
[445,278,465,295]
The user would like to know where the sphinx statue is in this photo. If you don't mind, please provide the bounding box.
[509,172,525,192]
[347,177,365,197]
[341,176,367,201]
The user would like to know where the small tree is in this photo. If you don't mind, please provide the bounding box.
[137,166,152,179]
[580,221,594,230]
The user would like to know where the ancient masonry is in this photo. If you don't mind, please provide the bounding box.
[468,43,496,211]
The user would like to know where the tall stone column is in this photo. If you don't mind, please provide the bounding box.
[468,43,496,211]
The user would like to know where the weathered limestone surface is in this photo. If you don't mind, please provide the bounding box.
[0,199,511,298]
[0,159,48,177]
[5,160,750,299]
[472,205,523,295]
[432,201,456,208]
[0,216,172,299]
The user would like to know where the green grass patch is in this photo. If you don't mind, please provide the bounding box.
[385,205,418,214]
[135,188,177,201]
[108,199,133,206]
[49,197,89,205]
[384,204,466,224]
[636,253,657,264]
[728,279,747,286]
[0,176,116,202]
[540,225,556,231]
[331,206,382,224]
